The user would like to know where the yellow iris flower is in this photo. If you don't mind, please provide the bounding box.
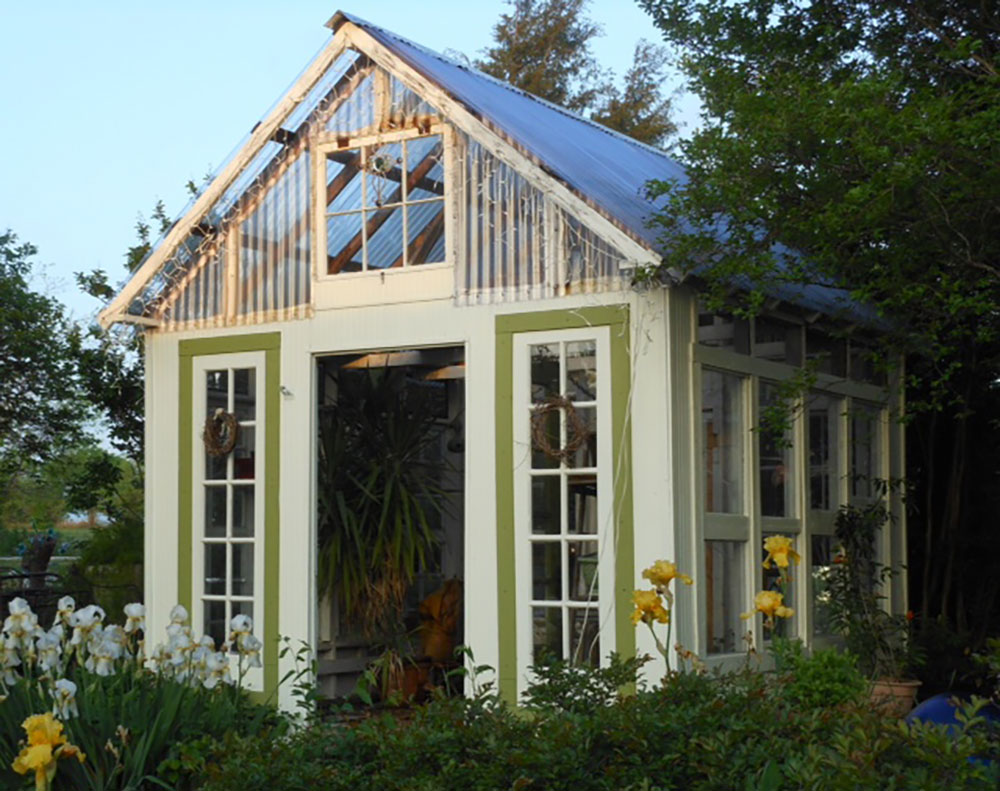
[12,713,85,791]
[762,535,801,570]
[641,560,694,590]
[742,590,795,622]
[630,589,670,626]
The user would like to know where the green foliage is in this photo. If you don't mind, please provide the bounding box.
[199,660,1000,791]
[0,231,92,472]
[522,651,649,713]
[477,0,674,145]
[770,638,866,709]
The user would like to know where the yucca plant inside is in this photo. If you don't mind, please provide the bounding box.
[317,367,449,636]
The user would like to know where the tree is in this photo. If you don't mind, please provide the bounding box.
[637,0,1000,638]
[0,231,91,470]
[478,0,676,145]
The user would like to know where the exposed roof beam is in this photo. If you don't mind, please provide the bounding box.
[425,364,466,381]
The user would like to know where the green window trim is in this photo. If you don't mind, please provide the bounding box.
[179,332,281,699]
[495,306,634,704]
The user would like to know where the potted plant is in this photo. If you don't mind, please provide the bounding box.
[827,503,921,715]
[316,367,449,634]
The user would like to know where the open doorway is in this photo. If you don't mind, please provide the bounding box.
[315,346,465,700]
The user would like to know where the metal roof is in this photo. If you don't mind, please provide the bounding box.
[335,12,866,322]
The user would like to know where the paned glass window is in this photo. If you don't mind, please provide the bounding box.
[202,367,258,649]
[705,540,745,654]
[528,340,600,665]
[325,134,445,274]
[808,393,841,511]
[759,382,796,518]
[702,370,745,514]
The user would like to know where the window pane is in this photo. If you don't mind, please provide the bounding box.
[204,543,227,595]
[204,486,227,538]
[233,369,256,421]
[568,541,598,601]
[204,600,226,649]
[532,607,563,662]
[205,451,227,481]
[762,534,795,639]
[565,341,597,402]
[365,208,404,270]
[702,370,744,514]
[326,149,363,214]
[234,426,255,480]
[531,542,561,600]
[231,544,254,597]
[569,608,600,667]
[811,535,836,637]
[364,141,404,209]
[759,382,795,518]
[697,310,750,354]
[567,407,596,469]
[567,477,598,534]
[531,477,560,535]
[530,344,560,402]
[808,394,840,510]
[806,330,846,377]
[753,317,802,365]
[851,405,880,499]
[405,199,446,266]
[705,540,745,655]
[327,211,364,274]
[232,485,255,537]
[530,408,559,470]
[405,135,444,200]
[206,370,228,417]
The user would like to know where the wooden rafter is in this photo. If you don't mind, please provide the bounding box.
[327,147,442,274]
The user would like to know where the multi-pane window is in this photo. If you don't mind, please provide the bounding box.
[324,133,445,274]
[759,382,796,518]
[702,370,745,514]
[202,367,259,649]
[528,339,601,666]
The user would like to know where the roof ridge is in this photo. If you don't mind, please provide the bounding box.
[336,11,676,162]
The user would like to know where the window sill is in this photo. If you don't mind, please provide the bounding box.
[314,262,454,309]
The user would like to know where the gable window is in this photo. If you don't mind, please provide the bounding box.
[322,132,446,275]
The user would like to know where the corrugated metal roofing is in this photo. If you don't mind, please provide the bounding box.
[336,11,866,322]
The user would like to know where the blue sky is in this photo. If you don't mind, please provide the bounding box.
[0,1,694,319]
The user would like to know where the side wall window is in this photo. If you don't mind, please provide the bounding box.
[193,352,266,668]
[515,328,613,674]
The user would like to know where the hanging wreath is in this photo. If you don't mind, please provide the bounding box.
[364,145,402,207]
[530,396,590,463]
[203,408,239,457]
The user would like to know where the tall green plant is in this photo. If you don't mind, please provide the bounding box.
[317,368,449,632]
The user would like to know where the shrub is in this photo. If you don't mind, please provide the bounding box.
[771,638,867,709]
[199,658,1000,791]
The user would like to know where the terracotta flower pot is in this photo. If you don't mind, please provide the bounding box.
[870,678,922,717]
